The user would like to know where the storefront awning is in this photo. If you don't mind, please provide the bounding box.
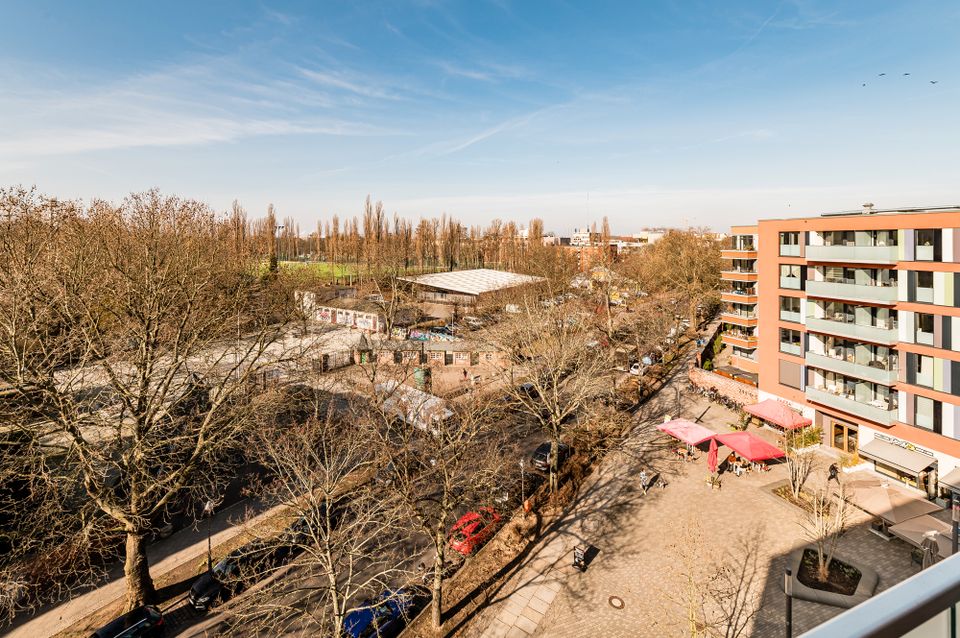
[743,399,812,430]
[940,467,960,493]
[858,439,935,475]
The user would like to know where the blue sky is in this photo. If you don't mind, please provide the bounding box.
[1,1,958,233]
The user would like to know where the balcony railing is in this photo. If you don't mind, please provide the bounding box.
[779,244,801,257]
[806,280,898,304]
[801,552,960,637]
[806,244,899,264]
[780,310,802,323]
[780,342,803,356]
[804,351,897,385]
[805,317,898,345]
[780,276,803,290]
[805,386,897,426]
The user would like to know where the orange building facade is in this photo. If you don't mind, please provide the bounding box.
[733,206,960,498]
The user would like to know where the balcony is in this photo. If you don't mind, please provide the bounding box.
[721,311,758,327]
[780,310,802,323]
[805,351,897,385]
[721,270,758,282]
[805,317,898,345]
[780,342,803,356]
[722,332,758,349]
[802,553,960,638]
[779,244,801,257]
[806,244,899,264]
[780,276,803,290]
[806,280,897,304]
[721,290,758,304]
[721,248,758,260]
[805,386,897,426]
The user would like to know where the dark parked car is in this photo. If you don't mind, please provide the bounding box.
[531,442,571,473]
[188,539,282,610]
[342,588,423,638]
[90,605,164,638]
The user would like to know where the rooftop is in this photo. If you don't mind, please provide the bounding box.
[399,269,545,296]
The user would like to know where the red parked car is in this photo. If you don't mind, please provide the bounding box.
[448,507,501,556]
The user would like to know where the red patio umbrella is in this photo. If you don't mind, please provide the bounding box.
[707,438,719,474]
[716,431,785,462]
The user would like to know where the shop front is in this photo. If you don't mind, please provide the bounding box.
[858,434,938,498]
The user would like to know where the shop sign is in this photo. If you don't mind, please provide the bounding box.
[874,432,936,459]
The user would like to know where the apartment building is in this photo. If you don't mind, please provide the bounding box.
[739,205,960,499]
[720,226,760,375]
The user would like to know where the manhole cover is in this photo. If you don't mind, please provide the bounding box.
[608,595,625,610]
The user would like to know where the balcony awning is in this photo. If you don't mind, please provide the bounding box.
[858,439,935,475]
[743,399,812,430]
[940,467,960,493]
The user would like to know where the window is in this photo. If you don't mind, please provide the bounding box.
[779,232,801,256]
[914,395,940,432]
[780,328,802,355]
[916,313,935,345]
[780,296,801,322]
[916,271,934,303]
[916,229,939,261]
[915,354,934,388]
[780,264,804,290]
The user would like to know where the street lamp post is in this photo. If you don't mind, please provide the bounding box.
[784,567,793,638]
[203,500,216,572]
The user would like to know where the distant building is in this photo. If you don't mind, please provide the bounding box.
[399,268,546,307]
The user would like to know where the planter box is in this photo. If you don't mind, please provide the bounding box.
[842,462,872,474]
[786,547,878,609]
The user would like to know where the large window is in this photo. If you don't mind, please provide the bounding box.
[914,395,941,433]
[916,229,940,261]
[916,313,935,345]
[916,271,934,303]
[780,328,802,356]
[780,264,804,290]
[780,296,801,322]
[779,231,801,256]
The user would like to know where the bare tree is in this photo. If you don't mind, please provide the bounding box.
[798,484,849,583]
[361,370,508,631]
[785,450,816,500]
[492,302,614,491]
[229,401,411,637]
[666,519,766,638]
[0,189,297,611]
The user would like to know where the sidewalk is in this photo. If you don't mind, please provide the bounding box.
[6,499,277,638]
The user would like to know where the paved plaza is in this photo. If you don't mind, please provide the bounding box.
[462,372,925,638]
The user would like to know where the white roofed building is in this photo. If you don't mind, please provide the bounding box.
[399,268,546,307]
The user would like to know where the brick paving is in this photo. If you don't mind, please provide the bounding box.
[462,369,924,638]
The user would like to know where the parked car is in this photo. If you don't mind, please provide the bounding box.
[188,539,283,610]
[342,588,424,638]
[448,507,501,556]
[531,441,571,473]
[90,605,164,638]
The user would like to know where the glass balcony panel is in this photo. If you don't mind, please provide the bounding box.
[780,276,802,290]
[805,386,896,425]
[779,244,801,257]
[805,317,897,344]
[917,287,934,303]
[804,352,897,385]
[779,342,802,356]
[806,245,899,263]
[806,280,897,304]
[916,330,934,346]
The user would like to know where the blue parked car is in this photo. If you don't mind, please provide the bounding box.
[342,589,420,638]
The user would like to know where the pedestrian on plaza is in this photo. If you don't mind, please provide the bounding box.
[462,368,468,381]
[828,463,840,484]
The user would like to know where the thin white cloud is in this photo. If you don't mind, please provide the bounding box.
[298,67,400,100]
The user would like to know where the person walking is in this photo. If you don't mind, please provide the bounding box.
[828,463,840,484]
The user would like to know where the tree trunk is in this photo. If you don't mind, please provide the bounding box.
[124,530,157,610]
[431,530,444,629]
